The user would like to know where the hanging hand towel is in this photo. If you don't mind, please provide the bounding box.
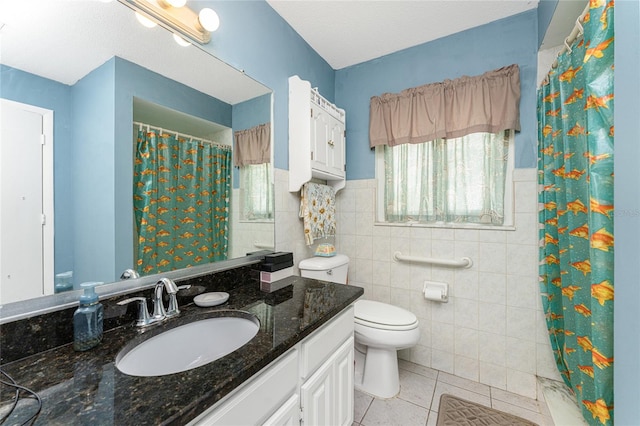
[299,182,336,246]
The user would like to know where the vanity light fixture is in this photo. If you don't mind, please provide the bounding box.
[118,0,219,45]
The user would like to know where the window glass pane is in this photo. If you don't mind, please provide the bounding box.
[240,164,273,220]
[382,131,509,225]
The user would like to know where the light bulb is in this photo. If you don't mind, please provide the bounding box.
[173,33,191,47]
[166,0,187,7]
[198,8,219,32]
[135,12,157,28]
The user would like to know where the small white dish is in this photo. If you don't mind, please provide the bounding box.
[193,292,229,307]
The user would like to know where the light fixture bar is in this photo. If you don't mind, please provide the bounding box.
[118,0,210,44]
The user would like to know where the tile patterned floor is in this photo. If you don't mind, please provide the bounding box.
[353,360,555,426]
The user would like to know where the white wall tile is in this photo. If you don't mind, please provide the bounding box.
[371,284,391,303]
[478,242,507,273]
[478,331,506,366]
[431,297,455,325]
[390,288,413,312]
[455,327,478,359]
[506,369,537,399]
[507,212,538,245]
[355,235,373,259]
[354,258,373,284]
[431,322,455,352]
[453,269,479,300]
[371,236,391,261]
[506,307,537,341]
[454,298,479,329]
[478,272,507,304]
[454,355,479,381]
[515,180,538,213]
[479,362,507,389]
[506,244,538,277]
[536,343,563,381]
[506,274,539,310]
[431,349,454,374]
[371,260,391,287]
[479,302,506,335]
[506,337,536,374]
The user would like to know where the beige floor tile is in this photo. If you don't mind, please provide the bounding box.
[354,390,373,424]
[436,371,491,396]
[491,386,541,413]
[361,397,429,426]
[491,399,555,426]
[426,410,439,426]
[398,359,439,380]
[431,381,491,412]
[397,369,437,409]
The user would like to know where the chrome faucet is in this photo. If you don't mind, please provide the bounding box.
[118,278,191,327]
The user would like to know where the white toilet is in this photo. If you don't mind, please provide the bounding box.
[298,254,420,399]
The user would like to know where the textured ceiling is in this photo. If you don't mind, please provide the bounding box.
[266,0,539,69]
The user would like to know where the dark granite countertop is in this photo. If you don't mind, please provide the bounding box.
[0,277,363,425]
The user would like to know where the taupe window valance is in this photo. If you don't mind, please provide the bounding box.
[234,122,271,166]
[369,64,520,148]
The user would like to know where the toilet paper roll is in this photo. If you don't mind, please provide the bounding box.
[424,287,444,301]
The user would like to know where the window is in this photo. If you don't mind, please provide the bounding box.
[376,131,514,228]
[240,163,274,221]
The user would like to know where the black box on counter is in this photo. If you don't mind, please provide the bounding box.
[261,252,294,272]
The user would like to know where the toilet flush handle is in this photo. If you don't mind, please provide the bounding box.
[326,269,333,276]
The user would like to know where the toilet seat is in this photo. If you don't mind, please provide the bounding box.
[354,300,418,331]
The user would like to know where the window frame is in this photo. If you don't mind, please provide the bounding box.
[374,131,516,230]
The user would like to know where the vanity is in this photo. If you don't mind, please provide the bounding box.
[0,263,363,425]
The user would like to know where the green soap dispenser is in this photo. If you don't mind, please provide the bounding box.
[73,282,104,351]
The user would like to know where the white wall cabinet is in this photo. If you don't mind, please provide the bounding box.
[189,306,354,426]
[289,75,346,193]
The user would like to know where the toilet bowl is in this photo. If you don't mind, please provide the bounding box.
[353,299,420,398]
[298,255,420,399]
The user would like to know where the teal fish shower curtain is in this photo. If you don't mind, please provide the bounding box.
[538,1,614,425]
[134,128,231,275]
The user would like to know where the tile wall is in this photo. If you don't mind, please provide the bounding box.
[273,168,561,399]
[229,188,275,258]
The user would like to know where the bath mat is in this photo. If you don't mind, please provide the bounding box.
[436,394,538,426]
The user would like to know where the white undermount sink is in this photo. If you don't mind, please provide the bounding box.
[116,315,260,377]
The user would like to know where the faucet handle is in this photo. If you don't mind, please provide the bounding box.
[166,284,190,318]
[118,297,154,327]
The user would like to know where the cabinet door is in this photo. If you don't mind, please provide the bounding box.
[263,394,300,426]
[326,116,345,177]
[310,104,329,172]
[301,357,334,426]
[333,337,354,426]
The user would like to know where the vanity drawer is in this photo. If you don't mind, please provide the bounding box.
[300,305,354,379]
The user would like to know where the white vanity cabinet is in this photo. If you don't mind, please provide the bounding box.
[189,306,354,426]
[289,75,346,193]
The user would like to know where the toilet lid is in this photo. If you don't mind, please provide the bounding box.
[354,300,418,329]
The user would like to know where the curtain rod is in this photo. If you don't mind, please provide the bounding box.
[550,2,590,70]
[133,121,230,150]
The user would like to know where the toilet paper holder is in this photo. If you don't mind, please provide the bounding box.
[423,281,449,302]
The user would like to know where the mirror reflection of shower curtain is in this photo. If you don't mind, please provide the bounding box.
[133,128,231,275]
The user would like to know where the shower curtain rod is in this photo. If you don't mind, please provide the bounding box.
[550,3,590,70]
[133,121,231,150]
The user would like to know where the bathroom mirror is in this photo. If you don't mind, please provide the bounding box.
[0,0,274,306]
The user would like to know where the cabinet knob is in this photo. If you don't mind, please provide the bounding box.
[327,140,334,147]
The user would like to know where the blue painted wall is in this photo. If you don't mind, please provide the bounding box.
[334,9,539,180]
[71,59,116,285]
[0,65,75,277]
[537,0,559,47]
[614,0,640,423]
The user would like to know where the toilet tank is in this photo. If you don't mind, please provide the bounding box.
[298,254,349,284]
